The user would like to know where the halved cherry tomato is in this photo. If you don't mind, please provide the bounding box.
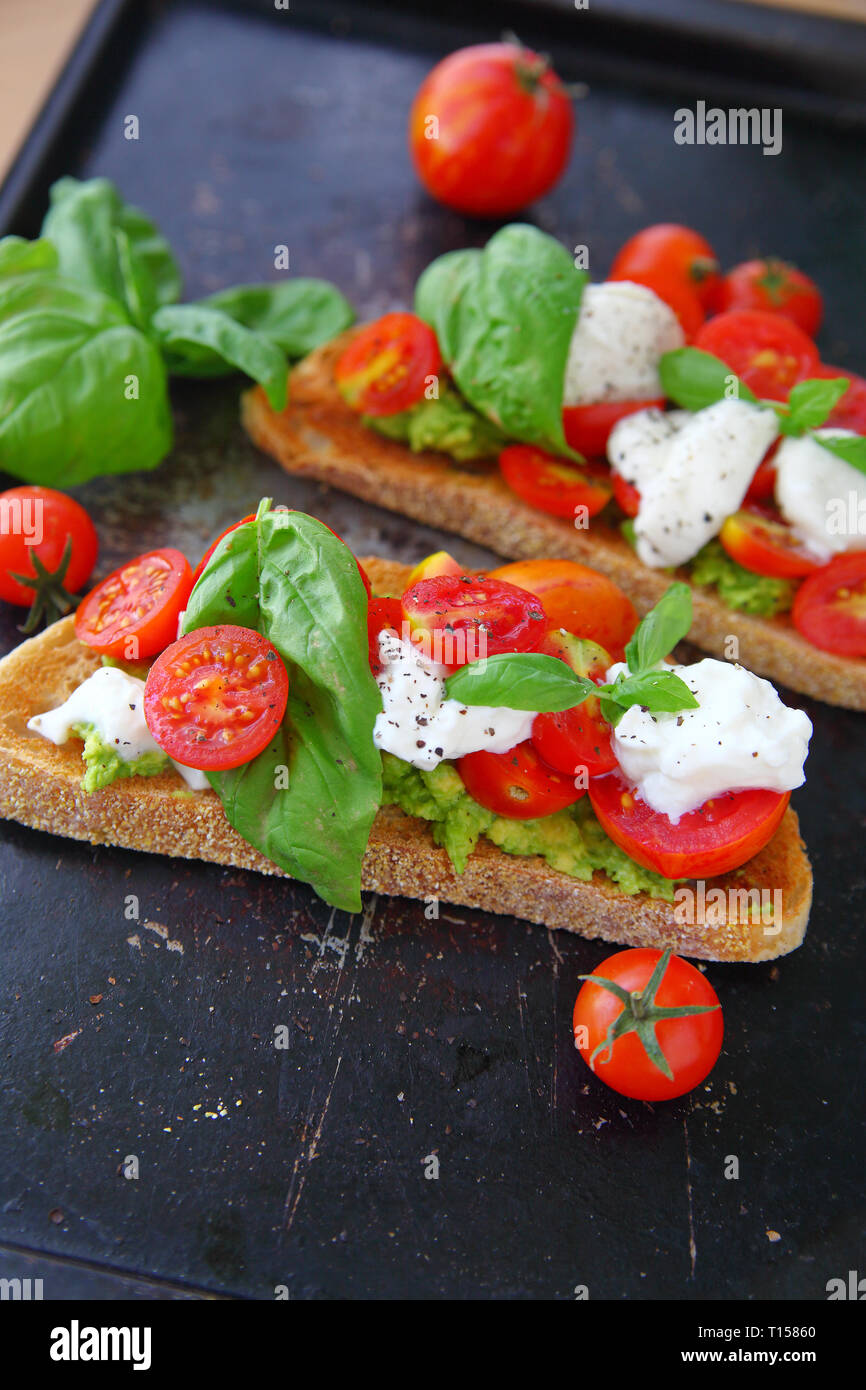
[694,310,819,402]
[75,549,193,661]
[408,42,573,218]
[562,398,665,459]
[458,740,584,820]
[744,439,780,504]
[489,558,638,661]
[531,631,617,778]
[792,552,866,658]
[611,471,641,518]
[573,948,723,1102]
[718,258,823,337]
[144,625,289,771]
[406,550,462,587]
[192,512,371,598]
[335,313,441,417]
[589,772,790,879]
[498,444,612,520]
[608,267,704,340]
[816,364,866,435]
[608,224,721,311]
[719,505,823,579]
[401,573,547,670]
[367,595,404,675]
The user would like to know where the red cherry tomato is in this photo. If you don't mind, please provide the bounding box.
[562,398,664,458]
[719,506,823,579]
[489,558,638,662]
[335,313,441,416]
[401,573,547,670]
[611,471,641,518]
[608,224,721,311]
[458,740,584,820]
[367,595,404,676]
[718,258,823,337]
[608,267,704,340]
[408,43,573,217]
[694,310,819,402]
[815,364,866,435]
[792,552,866,658]
[75,549,193,661]
[498,444,612,520]
[0,486,97,612]
[144,625,289,771]
[744,439,780,504]
[531,630,616,778]
[573,948,723,1101]
[589,772,790,879]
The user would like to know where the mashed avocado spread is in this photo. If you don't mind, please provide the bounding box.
[362,385,508,463]
[73,722,169,794]
[689,540,794,617]
[380,752,676,900]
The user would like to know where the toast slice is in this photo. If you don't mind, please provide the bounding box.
[241,331,866,711]
[0,555,812,961]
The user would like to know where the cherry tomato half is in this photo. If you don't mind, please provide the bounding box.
[608,224,721,311]
[458,740,584,820]
[611,471,641,518]
[718,258,823,337]
[144,625,289,771]
[367,595,404,676]
[408,42,573,217]
[489,558,638,662]
[401,573,547,670]
[573,948,723,1101]
[694,309,819,402]
[608,267,704,340]
[562,398,664,459]
[719,506,823,579]
[792,552,866,658]
[744,440,780,504]
[0,486,97,608]
[531,630,617,778]
[335,313,441,417]
[589,772,790,879]
[75,548,193,661]
[816,364,866,435]
[498,444,612,520]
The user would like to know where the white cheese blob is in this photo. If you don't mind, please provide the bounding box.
[562,281,685,407]
[607,657,812,823]
[608,400,779,568]
[373,631,535,772]
[27,666,210,791]
[774,428,865,562]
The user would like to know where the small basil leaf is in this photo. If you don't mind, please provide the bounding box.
[0,236,58,278]
[201,279,355,358]
[787,377,850,433]
[599,696,625,727]
[659,347,757,411]
[813,432,866,477]
[624,582,693,673]
[444,652,595,713]
[150,304,288,410]
[608,669,700,715]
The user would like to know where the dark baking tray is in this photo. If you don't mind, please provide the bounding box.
[0,0,864,1302]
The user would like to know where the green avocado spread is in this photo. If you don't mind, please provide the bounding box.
[362,384,508,463]
[380,752,676,900]
[688,539,795,617]
[73,722,169,794]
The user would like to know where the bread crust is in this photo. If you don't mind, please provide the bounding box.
[240,331,866,710]
[0,557,812,961]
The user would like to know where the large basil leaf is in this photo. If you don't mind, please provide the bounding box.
[0,236,58,277]
[182,508,382,911]
[41,177,182,328]
[150,304,287,409]
[200,279,355,358]
[414,225,586,457]
[0,274,171,484]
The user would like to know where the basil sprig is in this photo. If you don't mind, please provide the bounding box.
[659,345,864,475]
[444,582,698,726]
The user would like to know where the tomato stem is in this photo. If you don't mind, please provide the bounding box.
[10,537,77,635]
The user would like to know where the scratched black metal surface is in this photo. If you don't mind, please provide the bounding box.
[0,0,864,1301]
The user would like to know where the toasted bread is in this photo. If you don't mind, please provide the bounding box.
[0,555,811,961]
[240,331,866,711]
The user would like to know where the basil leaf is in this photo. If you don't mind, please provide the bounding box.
[444,652,596,712]
[606,669,699,715]
[624,581,693,673]
[659,347,756,411]
[150,304,287,410]
[813,432,866,476]
[0,236,58,278]
[787,377,850,433]
[415,225,586,458]
[182,507,382,912]
[41,177,181,328]
[201,279,354,358]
